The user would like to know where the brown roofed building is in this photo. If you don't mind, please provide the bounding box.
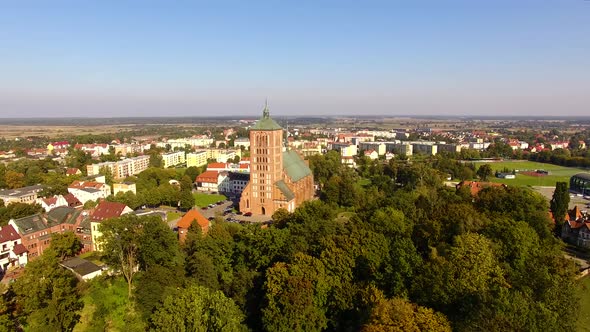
[561,206,590,248]
[456,181,506,196]
[176,209,210,243]
[89,201,133,251]
[0,224,28,272]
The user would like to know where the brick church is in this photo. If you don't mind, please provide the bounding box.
[239,104,315,216]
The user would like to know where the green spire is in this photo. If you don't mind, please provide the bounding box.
[263,99,270,119]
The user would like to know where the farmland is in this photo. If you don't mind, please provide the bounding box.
[473,160,587,187]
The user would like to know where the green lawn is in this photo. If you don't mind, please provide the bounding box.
[473,160,586,187]
[166,211,182,221]
[193,192,227,208]
[578,276,590,331]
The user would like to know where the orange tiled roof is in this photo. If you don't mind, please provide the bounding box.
[177,209,209,232]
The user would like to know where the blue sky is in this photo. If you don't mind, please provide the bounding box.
[0,1,588,117]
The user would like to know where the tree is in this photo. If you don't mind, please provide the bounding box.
[149,153,163,168]
[185,166,201,183]
[151,285,246,331]
[180,175,193,192]
[4,170,25,189]
[550,181,570,232]
[179,189,195,211]
[262,253,330,332]
[12,253,82,331]
[362,298,451,332]
[0,202,44,226]
[49,232,82,260]
[476,164,493,181]
[99,214,143,298]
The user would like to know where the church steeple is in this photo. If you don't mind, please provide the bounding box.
[262,99,270,119]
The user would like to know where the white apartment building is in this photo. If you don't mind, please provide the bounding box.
[162,151,186,168]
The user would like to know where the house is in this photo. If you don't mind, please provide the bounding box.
[113,182,137,196]
[561,206,590,248]
[68,181,111,204]
[456,181,506,196]
[38,195,68,212]
[0,224,28,272]
[0,185,44,205]
[66,168,81,176]
[227,172,250,196]
[341,156,356,168]
[89,201,133,251]
[364,149,379,160]
[195,170,228,192]
[176,209,210,243]
[9,206,83,260]
[234,137,251,150]
[60,257,103,280]
[63,193,82,208]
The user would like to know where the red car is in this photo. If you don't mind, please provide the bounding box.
[244,212,253,217]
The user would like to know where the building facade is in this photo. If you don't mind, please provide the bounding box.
[239,105,314,216]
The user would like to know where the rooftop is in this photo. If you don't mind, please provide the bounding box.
[250,104,282,131]
[283,150,312,182]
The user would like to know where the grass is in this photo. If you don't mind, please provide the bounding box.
[193,192,227,208]
[578,276,590,331]
[166,211,182,221]
[75,276,145,332]
[473,160,586,187]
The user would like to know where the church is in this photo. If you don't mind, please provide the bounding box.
[239,104,315,216]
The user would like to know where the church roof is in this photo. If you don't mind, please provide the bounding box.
[275,180,295,201]
[251,103,282,131]
[283,150,312,182]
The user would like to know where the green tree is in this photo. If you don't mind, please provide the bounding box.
[12,253,82,331]
[151,285,246,331]
[362,297,451,332]
[99,214,143,298]
[4,170,25,189]
[0,202,44,225]
[476,164,493,181]
[262,253,330,332]
[149,154,163,168]
[49,232,82,260]
[550,181,570,232]
[185,166,201,183]
[179,190,195,211]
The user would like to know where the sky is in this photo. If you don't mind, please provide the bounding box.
[0,1,589,118]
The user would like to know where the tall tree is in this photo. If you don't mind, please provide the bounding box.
[49,232,83,260]
[476,164,493,181]
[151,285,246,331]
[362,297,451,332]
[550,181,570,231]
[12,253,82,331]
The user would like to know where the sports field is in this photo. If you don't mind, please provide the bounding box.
[473,160,588,187]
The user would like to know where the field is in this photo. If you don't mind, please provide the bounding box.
[578,276,590,331]
[473,160,586,187]
[193,192,227,208]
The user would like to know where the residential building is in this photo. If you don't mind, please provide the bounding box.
[66,168,82,176]
[411,142,438,156]
[239,105,314,215]
[364,150,379,160]
[74,143,110,157]
[207,148,241,163]
[89,201,133,251]
[384,142,413,156]
[359,142,386,155]
[9,206,83,259]
[37,195,68,212]
[456,181,506,196]
[195,171,228,192]
[68,181,111,204]
[561,206,590,248]
[437,143,462,154]
[0,185,44,205]
[161,151,186,168]
[227,172,250,195]
[86,155,150,179]
[0,224,28,272]
[113,182,137,196]
[330,142,358,157]
[176,209,210,243]
[186,151,208,168]
[234,137,251,150]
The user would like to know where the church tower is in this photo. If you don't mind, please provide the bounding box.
[246,102,283,215]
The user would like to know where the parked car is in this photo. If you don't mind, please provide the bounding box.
[244,212,253,217]
[201,207,208,210]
